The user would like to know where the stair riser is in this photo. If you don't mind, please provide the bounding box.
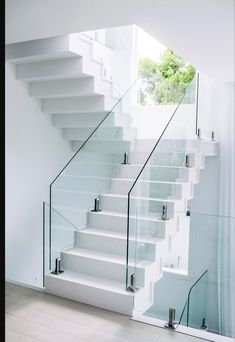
[52,190,105,210]
[72,141,131,154]
[53,206,88,229]
[6,35,78,63]
[119,165,199,183]
[129,152,204,168]
[42,95,106,113]
[50,228,76,256]
[76,231,156,260]
[119,165,179,182]
[29,77,95,98]
[52,111,130,128]
[88,212,175,238]
[100,195,175,218]
[64,163,120,177]
[53,177,111,193]
[53,112,109,127]
[63,127,123,141]
[110,179,192,199]
[133,139,215,154]
[45,275,133,315]
[15,38,107,82]
[68,152,124,164]
[29,72,115,99]
[61,252,147,286]
[134,281,154,312]
[16,57,85,81]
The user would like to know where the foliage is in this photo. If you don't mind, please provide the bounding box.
[138,50,195,105]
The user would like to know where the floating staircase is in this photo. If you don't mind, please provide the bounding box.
[6,32,132,149]
[6,33,217,317]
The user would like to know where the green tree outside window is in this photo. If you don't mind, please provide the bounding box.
[138,50,195,105]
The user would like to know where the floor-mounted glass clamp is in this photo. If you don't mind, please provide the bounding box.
[121,153,130,165]
[51,258,64,275]
[185,154,191,168]
[197,128,201,139]
[164,308,177,329]
[91,198,102,212]
[126,273,139,292]
[161,205,169,221]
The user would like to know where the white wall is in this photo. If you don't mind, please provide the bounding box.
[5,63,72,287]
[132,104,196,140]
[148,82,234,336]
[5,0,235,83]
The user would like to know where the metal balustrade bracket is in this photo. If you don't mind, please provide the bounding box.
[126,273,139,293]
[51,258,64,275]
[196,128,201,139]
[185,154,191,168]
[160,205,169,221]
[164,308,177,329]
[91,198,102,212]
[121,153,130,165]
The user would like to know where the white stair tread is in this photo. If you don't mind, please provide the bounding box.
[112,177,186,185]
[59,174,186,185]
[91,210,170,222]
[102,192,181,203]
[54,205,174,222]
[79,226,163,244]
[48,269,133,294]
[53,188,181,202]
[64,247,152,268]
[70,161,188,168]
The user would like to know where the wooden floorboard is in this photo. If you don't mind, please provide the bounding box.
[5,282,206,342]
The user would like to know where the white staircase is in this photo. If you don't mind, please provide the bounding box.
[6,32,132,149]
[46,138,217,315]
[6,33,218,317]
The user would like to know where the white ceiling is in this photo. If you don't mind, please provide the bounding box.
[5,0,235,83]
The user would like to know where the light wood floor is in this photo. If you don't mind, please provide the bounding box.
[5,282,206,342]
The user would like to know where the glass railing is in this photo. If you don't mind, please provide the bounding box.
[49,80,136,270]
[137,212,235,340]
[196,73,219,140]
[178,269,208,328]
[43,202,79,277]
[126,78,197,293]
[48,73,197,278]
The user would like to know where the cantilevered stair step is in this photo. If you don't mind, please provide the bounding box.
[5,34,83,64]
[99,193,178,217]
[61,247,158,287]
[118,164,199,183]
[64,162,120,177]
[15,57,85,81]
[15,51,105,82]
[133,139,217,155]
[75,226,161,260]
[88,211,177,238]
[110,178,193,199]
[129,151,204,168]
[52,112,131,128]
[45,270,134,315]
[53,175,113,192]
[64,151,124,164]
[53,111,109,127]
[41,94,105,113]
[72,140,131,153]
[29,77,96,98]
[29,75,116,99]
[64,161,198,183]
[63,126,124,141]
